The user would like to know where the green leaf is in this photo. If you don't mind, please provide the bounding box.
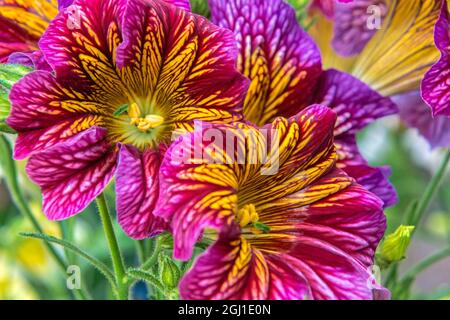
[0,64,32,123]
[0,121,15,134]
[0,64,31,90]
[286,0,311,27]
[20,232,117,292]
[113,104,129,117]
[253,221,271,233]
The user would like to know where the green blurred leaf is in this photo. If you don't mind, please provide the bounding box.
[0,64,31,90]
[287,0,311,26]
[191,0,210,17]
[0,64,32,126]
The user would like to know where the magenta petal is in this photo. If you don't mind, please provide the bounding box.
[343,163,398,209]
[26,127,117,220]
[0,16,36,62]
[422,57,450,116]
[116,145,167,240]
[421,2,450,116]
[180,226,312,300]
[58,0,74,10]
[283,184,385,299]
[314,69,398,136]
[163,0,191,11]
[310,0,336,18]
[265,255,312,300]
[283,250,374,300]
[295,183,386,269]
[7,71,104,160]
[7,50,52,71]
[180,227,268,300]
[332,0,387,56]
[39,0,127,85]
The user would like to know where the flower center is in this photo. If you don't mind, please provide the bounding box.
[128,102,165,133]
[237,204,271,235]
[237,204,259,228]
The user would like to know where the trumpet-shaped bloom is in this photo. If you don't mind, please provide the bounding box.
[0,0,59,63]
[310,0,443,97]
[156,105,387,300]
[311,0,448,149]
[421,2,450,117]
[7,0,248,239]
[208,0,398,207]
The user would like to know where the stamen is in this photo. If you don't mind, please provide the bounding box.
[237,204,259,228]
[128,102,141,119]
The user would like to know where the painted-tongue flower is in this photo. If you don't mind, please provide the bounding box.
[6,0,249,239]
[309,0,447,147]
[208,0,398,207]
[155,105,387,300]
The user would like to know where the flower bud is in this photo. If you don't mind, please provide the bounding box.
[159,255,180,290]
[380,225,415,263]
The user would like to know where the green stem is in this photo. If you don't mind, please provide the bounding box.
[142,238,161,270]
[61,219,77,265]
[402,246,450,281]
[96,194,128,300]
[410,149,450,227]
[21,232,116,293]
[127,268,165,293]
[136,241,146,264]
[383,263,398,289]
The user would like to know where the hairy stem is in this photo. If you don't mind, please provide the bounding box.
[96,193,128,300]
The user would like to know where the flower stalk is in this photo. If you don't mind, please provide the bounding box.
[96,193,128,300]
[408,149,450,228]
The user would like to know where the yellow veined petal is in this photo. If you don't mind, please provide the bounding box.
[307,10,358,73]
[351,0,443,96]
[0,0,58,38]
